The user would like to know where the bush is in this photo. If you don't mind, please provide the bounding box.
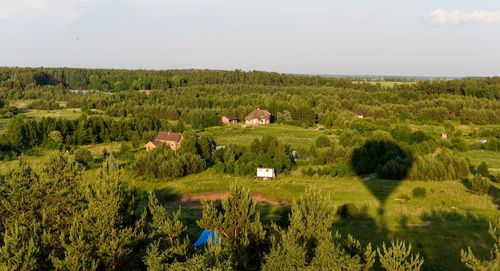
[337,203,359,219]
[74,148,93,166]
[398,194,411,202]
[470,176,489,195]
[489,174,499,184]
[351,140,413,180]
[407,150,468,181]
[301,167,316,177]
[134,146,206,179]
[450,137,468,152]
[412,187,427,198]
[477,161,489,177]
[315,135,331,147]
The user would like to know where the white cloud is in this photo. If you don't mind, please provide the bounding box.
[427,8,500,26]
[0,0,101,22]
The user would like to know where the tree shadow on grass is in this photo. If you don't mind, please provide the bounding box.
[394,210,494,271]
[351,140,413,205]
[487,184,500,209]
[461,178,499,210]
[255,202,292,228]
[332,206,495,270]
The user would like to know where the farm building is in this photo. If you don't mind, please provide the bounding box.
[145,131,183,151]
[221,115,239,125]
[256,168,275,180]
[245,108,271,125]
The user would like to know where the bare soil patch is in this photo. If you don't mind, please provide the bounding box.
[164,191,285,209]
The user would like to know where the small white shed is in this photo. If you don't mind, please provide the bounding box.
[256,168,275,180]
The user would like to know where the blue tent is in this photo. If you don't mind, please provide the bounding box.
[193,230,219,248]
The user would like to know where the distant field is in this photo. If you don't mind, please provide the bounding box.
[22,108,85,120]
[201,124,334,149]
[460,150,500,174]
[0,104,98,132]
[352,80,415,88]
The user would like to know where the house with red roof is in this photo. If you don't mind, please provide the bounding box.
[145,131,183,151]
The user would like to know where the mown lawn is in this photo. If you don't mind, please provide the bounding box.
[460,150,500,174]
[22,108,85,120]
[201,124,334,149]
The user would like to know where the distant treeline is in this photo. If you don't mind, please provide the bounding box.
[0,67,373,90]
[0,67,499,99]
[0,115,163,149]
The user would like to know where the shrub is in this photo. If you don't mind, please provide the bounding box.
[398,194,411,202]
[301,167,316,177]
[470,176,489,195]
[477,161,489,177]
[450,137,468,152]
[351,140,413,180]
[412,187,427,198]
[134,145,206,179]
[337,203,359,219]
[316,167,330,176]
[489,174,499,184]
[74,148,93,166]
[376,157,412,180]
[407,150,468,181]
[315,135,332,147]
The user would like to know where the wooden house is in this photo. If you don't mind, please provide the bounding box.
[221,115,239,125]
[145,131,183,151]
[245,108,271,125]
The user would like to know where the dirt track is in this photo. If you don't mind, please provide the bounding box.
[164,191,285,208]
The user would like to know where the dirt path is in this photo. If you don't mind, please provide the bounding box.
[361,173,377,182]
[164,191,285,208]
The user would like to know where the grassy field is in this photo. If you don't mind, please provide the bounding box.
[22,108,85,120]
[201,124,333,149]
[460,150,500,174]
[352,80,415,88]
[0,99,102,133]
[0,111,499,270]
[1,143,498,270]
[124,169,499,271]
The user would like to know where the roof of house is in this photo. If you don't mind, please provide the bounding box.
[155,132,182,142]
[145,140,162,147]
[245,108,271,120]
[223,115,239,121]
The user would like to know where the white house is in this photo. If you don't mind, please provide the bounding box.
[256,168,275,180]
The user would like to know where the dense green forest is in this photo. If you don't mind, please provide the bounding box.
[0,67,499,270]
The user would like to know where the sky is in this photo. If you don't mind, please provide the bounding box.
[1,0,500,77]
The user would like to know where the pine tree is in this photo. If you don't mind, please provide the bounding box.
[0,221,40,271]
[262,187,374,271]
[79,157,140,270]
[144,192,189,267]
[51,221,98,271]
[461,219,499,271]
[197,184,266,270]
[377,240,424,271]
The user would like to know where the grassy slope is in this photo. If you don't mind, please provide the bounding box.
[0,115,498,270]
[126,169,498,271]
[201,124,334,148]
[460,150,500,174]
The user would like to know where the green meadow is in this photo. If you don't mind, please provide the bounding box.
[0,106,498,270]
